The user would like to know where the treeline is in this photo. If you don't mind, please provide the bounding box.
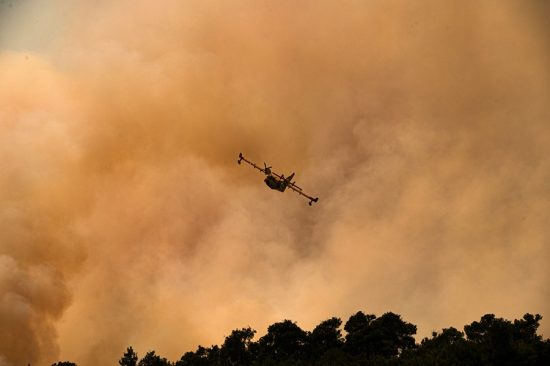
[52,311,550,366]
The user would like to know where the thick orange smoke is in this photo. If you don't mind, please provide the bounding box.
[1,1,549,365]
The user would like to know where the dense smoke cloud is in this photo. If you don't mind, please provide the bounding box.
[0,52,86,365]
[1,1,549,365]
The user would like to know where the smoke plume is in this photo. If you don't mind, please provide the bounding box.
[1,1,549,365]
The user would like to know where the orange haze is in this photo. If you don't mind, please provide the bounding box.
[1,1,549,365]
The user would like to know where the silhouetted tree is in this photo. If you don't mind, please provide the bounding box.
[219,327,256,366]
[176,345,221,366]
[344,311,377,356]
[137,351,171,366]
[344,311,416,360]
[304,317,356,365]
[373,312,417,356]
[176,346,212,366]
[464,313,548,366]
[401,327,477,366]
[257,320,307,363]
[51,362,77,366]
[310,317,344,351]
[120,346,139,366]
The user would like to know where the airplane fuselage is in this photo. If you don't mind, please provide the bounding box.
[264,175,287,192]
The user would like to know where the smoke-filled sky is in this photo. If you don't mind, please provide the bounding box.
[1,0,549,365]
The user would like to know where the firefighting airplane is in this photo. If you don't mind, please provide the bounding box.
[238,153,319,206]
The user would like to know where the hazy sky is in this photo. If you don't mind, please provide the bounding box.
[1,1,549,365]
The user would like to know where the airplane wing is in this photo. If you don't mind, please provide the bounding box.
[238,153,288,179]
[288,181,302,191]
[238,153,267,174]
[286,183,319,206]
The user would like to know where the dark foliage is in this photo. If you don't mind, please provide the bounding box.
[309,317,344,353]
[176,345,218,366]
[344,311,417,360]
[256,319,308,364]
[119,346,139,366]
[137,351,171,366]
[52,312,550,366]
[220,327,256,366]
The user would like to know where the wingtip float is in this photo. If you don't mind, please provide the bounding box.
[238,152,319,206]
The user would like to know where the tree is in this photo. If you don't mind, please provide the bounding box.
[464,313,548,366]
[402,327,477,366]
[309,317,344,354]
[344,311,416,360]
[300,317,350,365]
[220,327,256,366]
[176,346,212,366]
[137,351,171,366]
[513,314,543,343]
[176,345,221,366]
[372,312,417,357]
[344,311,377,356]
[257,320,307,363]
[120,346,139,366]
[51,363,77,366]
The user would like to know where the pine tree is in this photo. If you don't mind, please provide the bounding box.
[119,346,138,366]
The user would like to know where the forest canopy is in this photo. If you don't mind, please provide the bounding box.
[52,311,550,366]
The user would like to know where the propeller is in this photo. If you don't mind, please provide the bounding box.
[263,162,272,175]
[308,197,319,206]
